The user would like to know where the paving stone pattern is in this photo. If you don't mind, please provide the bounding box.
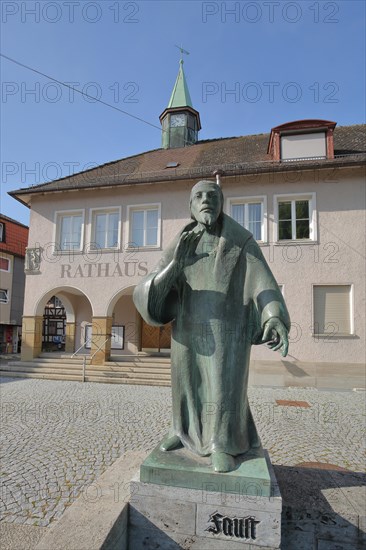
[0,378,364,527]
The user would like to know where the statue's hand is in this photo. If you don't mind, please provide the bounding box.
[173,230,203,269]
[262,318,289,357]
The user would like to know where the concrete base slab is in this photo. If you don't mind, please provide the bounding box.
[128,528,278,550]
[140,443,276,497]
[130,449,282,549]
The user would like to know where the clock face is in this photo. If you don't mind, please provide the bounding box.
[170,114,186,127]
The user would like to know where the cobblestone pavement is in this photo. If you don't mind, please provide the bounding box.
[0,378,365,527]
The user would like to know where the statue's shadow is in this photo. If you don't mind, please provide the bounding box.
[275,464,365,549]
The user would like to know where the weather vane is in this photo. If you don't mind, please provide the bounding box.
[175,44,190,64]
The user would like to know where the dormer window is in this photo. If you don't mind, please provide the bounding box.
[268,120,336,161]
[281,132,326,161]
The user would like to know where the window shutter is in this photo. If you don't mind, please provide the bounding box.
[281,132,326,160]
[314,286,351,334]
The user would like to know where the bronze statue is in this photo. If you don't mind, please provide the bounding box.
[133,180,290,473]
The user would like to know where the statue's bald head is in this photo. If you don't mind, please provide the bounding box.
[190,180,223,207]
[189,180,223,227]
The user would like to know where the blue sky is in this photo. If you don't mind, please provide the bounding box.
[1,0,365,225]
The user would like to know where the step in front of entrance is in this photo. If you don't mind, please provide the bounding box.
[0,356,172,386]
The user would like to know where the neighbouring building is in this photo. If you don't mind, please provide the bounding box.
[0,214,29,354]
[9,61,366,368]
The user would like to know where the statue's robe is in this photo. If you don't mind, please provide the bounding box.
[133,214,290,457]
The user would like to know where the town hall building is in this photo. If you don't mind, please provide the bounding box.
[7,60,366,383]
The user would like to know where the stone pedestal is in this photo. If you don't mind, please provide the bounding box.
[129,445,282,549]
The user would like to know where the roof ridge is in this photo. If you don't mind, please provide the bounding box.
[0,214,29,228]
[335,123,366,129]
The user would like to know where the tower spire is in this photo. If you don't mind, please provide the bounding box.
[168,47,193,109]
[159,51,201,149]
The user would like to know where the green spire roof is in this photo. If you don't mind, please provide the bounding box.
[167,60,193,109]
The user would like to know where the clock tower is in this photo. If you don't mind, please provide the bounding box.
[160,59,201,149]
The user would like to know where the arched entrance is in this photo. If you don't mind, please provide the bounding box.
[107,286,171,355]
[42,296,66,352]
[21,286,93,360]
[107,286,139,356]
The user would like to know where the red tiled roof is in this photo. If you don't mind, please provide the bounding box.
[0,215,29,257]
[9,124,366,201]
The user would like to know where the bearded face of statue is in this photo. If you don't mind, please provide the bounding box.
[190,182,223,228]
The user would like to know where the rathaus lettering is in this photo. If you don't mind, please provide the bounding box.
[206,511,260,540]
[60,261,148,278]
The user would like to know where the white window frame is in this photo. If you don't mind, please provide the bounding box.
[89,207,121,250]
[53,209,85,254]
[0,256,11,273]
[126,203,161,249]
[0,222,4,242]
[226,195,267,243]
[0,289,9,303]
[311,283,354,337]
[274,193,317,243]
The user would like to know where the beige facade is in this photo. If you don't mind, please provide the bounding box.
[19,163,365,365]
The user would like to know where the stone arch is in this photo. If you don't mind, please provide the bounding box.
[34,286,94,320]
[34,286,94,355]
[106,285,135,318]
